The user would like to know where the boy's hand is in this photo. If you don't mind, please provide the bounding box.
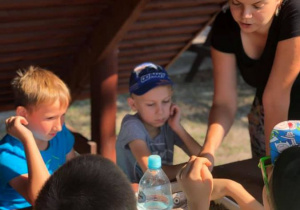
[6,116,34,144]
[176,156,212,209]
[168,104,181,130]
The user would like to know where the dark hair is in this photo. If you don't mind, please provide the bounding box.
[270,145,300,210]
[35,155,137,210]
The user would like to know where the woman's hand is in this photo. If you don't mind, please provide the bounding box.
[199,152,215,171]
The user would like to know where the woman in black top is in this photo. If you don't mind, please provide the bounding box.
[201,0,300,166]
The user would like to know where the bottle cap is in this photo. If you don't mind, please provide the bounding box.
[148,155,161,169]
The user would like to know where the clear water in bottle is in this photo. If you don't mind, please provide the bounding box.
[137,155,173,210]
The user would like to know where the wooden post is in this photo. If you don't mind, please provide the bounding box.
[90,49,118,162]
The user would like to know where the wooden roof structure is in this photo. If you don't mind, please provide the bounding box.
[0,0,227,161]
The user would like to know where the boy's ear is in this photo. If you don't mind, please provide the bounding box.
[16,106,28,117]
[127,97,137,112]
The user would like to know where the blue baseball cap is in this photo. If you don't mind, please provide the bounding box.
[129,62,173,95]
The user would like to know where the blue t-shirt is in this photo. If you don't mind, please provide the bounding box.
[116,114,184,183]
[0,124,74,210]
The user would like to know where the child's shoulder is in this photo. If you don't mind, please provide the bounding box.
[119,114,147,135]
[0,134,23,149]
[122,113,142,125]
[0,134,26,164]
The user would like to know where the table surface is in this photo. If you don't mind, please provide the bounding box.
[212,157,264,204]
[171,157,264,209]
[20,158,263,210]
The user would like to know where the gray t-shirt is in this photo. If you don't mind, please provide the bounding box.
[116,113,184,183]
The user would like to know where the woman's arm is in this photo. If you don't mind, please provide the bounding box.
[263,36,300,155]
[200,47,238,168]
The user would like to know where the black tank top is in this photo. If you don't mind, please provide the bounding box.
[211,0,300,119]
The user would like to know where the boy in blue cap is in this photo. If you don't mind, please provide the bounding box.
[116,62,202,183]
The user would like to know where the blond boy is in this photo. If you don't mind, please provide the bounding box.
[0,66,75,209]
[116,62,202,183]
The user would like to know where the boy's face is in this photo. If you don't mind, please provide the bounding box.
[129,85,172,128]
[23,99,68,142]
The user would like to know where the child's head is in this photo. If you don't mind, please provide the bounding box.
[128,62,173,127]
[11,66,71,141]
[35,154,137,210]
[11,66,71,111]
[268,145,300,210]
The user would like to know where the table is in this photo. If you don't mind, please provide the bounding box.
[133,158,264,209]
[212,157,264,204]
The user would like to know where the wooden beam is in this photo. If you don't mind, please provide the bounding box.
[119,51,175,64]
[118,58,169,72]
[0,47,77,64]
[130,16,211,30]
[0,103,15,112]
[140,5,220,20]
[0,0,109,9]
[0,17,99,34]
[0,96,14,102]
[91,49,118,161]
[123,25,201,40]
[0,4,105,22]
[0,90,12,96]
[0,27,93,44]
[0,56,74,72]
[119,34,193,48]
[146,0,227,10]
[117,85,129,94]
[68,0,151,98]
[119,43,184,56]
[0,37,84,53]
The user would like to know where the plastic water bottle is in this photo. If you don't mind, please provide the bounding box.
[137,155,173,210]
